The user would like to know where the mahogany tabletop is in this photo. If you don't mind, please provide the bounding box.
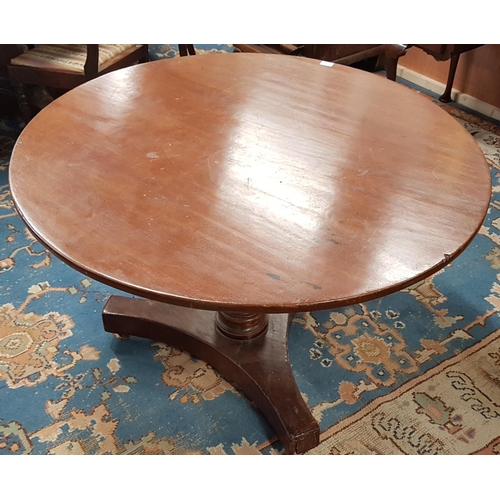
[9,53,492,313]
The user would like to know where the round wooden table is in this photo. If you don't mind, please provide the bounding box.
[9,53,492,454]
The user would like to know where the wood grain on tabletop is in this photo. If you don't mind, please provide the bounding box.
[9,53,492,313]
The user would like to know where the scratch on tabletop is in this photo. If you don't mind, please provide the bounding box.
[301,281,322,290]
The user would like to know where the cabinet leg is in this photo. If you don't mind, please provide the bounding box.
[382,44,407,82]
[439,53,460,103]
[385,57,398,81]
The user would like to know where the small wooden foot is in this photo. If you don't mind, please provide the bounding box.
[102,295,320,454]
[112,333,130,340]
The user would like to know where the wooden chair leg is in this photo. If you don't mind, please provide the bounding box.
[439,53,460,103]
[178,44,196,57]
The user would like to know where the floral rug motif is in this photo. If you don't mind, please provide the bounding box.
[1,50,500,455]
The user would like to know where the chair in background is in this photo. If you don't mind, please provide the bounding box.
[178,44,196,57]
[8,44,149,123]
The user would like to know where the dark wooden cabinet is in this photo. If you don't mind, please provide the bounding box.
[233,44,407,81]
[414,44,482,62]
[301,44,383,63]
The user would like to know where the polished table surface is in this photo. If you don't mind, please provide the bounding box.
[9,53,492,453]
[10,54,491,313]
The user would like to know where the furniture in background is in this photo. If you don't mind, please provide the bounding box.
[178,44,196,56]
[233,44,407,81]
[409,44,484,102]
[301,44,407,81]
[10,53,491,454]
[8,44,149,123]
[233,44,303,55]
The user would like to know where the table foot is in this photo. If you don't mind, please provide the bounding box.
[102,295,320,454]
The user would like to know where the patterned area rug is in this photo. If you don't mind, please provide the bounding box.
[1,51,500,455]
